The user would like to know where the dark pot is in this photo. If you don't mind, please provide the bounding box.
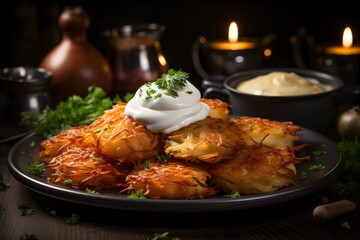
[202,68,360,133]
[0,66,52,139]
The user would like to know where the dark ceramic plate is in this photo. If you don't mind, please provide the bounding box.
[7,129,342,212]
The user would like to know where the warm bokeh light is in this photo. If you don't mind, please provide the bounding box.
[343,27,353,48]
[228,22,238,43]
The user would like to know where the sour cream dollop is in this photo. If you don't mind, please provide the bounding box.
[125,80,210,134]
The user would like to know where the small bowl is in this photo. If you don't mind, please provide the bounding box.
[202,68,360,133]
[0,66,52,138]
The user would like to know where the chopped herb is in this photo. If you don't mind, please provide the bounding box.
[145,159,151,169]
[128,189,146,199]
[18,202,35,216]
[152,232,180,240]
[26,162,45,177]
[308,164,326,171]
[248,124,255,129]
[333,138,360,197]
[313,150,326,156]
[92,157,104,162]
[123,92,134,102]
[223,192,241,198]
[85,188,99,194]
[216,124,222,129]
[94,127,110,133]
[301,164,325,180]
[0,175,10,190]
[156,154,172,163]
[29,141,35,147]
[64,179,73,186]
[300,171,308,180]
[141,69,190,100]
[193,124,202,129]
[20,234,39,240]
[64,213,80,225]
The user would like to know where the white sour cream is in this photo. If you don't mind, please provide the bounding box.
[125,80,210,134]
[236,71,333,96]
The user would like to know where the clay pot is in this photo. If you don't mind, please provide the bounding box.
[40,6,112,104]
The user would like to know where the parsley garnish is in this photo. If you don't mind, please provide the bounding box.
[141,69,191,100]
[156,154,172,163]
[300,164,326,180]
[223,192,241,198]
[64,213,80,225]
[20,234,39,240]
[64,179,73,186]
[26,162,45,177]
[85,188,99,194]
[128,189,146,199]
[334,138,360,197]
[0,174,10,190]
[18,202,35,216]
[20,86,121,138]
[145,159,151,169]
[313,150,326,157]
[152,232,180,240]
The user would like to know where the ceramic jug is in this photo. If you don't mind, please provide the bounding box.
[102,23,168,97]
[40,6,112,104]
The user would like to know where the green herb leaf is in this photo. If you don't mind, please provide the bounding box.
[20,234,39,240]
[334,137,360,197]
[152,232,180,240]
[20,86,121,138]
[223,192,241,198]
[128,189,146,199]
[18,202,35,216]
[142,69,190,100]
[64,213,80,225]
[64,179,73,186]
[85,188,99,194]
[0,174,10,190]
[26,162,45,177]
[156,154,172,163]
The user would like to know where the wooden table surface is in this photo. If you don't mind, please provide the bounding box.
[1,138,360,240]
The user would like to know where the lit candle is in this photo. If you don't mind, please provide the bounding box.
[325,26,360,55]
[209,22,256,50]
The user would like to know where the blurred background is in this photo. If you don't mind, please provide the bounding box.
[1,0,359,92]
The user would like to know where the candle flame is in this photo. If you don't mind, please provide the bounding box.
[228,22,238,43]
[342,26,353,48]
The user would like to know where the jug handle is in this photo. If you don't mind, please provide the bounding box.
[192,36,209,79]
[291,28,316,69]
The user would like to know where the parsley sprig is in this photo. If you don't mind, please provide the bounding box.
[334,137,360,197]
[141,69,191,100]
[20,86,121,138]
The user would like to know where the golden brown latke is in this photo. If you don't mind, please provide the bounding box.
[209,142,297,195]
[86,102,163,164]
[231,116,303,150]
[123,160,218,199]
[39,126,90,163]
[164,117,245,164]
[47,146,127,190]
[200,98,231,120]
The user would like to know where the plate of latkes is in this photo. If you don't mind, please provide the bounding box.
[7,124,342,213]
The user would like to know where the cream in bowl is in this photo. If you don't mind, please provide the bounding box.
[202,68,358,133]
[236,71,333,96]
